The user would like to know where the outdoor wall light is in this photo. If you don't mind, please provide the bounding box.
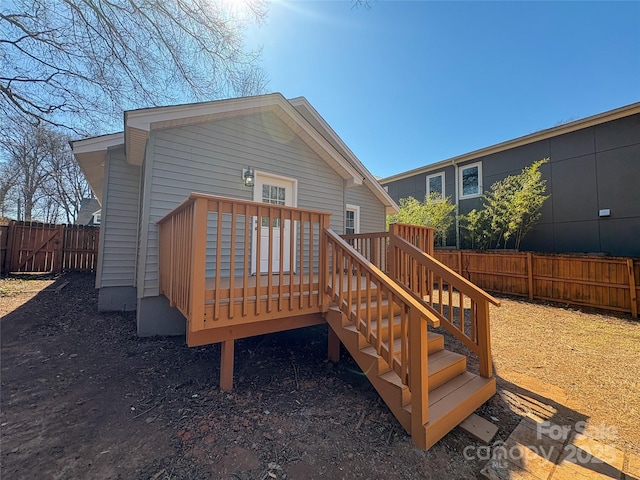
[242,166,255,187]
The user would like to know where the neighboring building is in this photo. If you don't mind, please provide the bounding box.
[380,102,640,257]
[71,93,397,335]
[75,198,101,225]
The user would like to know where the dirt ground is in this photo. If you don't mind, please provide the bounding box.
[1,272,638,479]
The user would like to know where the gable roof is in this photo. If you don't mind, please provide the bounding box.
[380,101,640,184]
[124,93,363,184]
[72,93,397,212]
[289,96,398,214]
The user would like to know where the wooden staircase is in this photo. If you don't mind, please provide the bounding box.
[324,225,500,450]
[326,297,496,450]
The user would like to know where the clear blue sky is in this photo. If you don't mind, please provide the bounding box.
[246,0,640,178]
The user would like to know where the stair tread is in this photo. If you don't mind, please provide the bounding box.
[357,331,444,358]
[363,346,466,394]
[404,372,494,414]
[427,349,465,372]
[429,374,494,415]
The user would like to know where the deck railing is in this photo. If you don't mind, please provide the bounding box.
[158,197,195,319]
[391,223,435,257]
[341,223,435,274]
[324,229,441,442]
[158,193,331,335]
[343,223,498,379]
[389,233,500,378]
[341,232,389,272]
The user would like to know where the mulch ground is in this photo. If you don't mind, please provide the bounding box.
[1,272,638,479]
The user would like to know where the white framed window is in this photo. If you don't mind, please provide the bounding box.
[92,210,101,225]
[426,172,445,200]
[459,162,482,198]
[345,204,360,235]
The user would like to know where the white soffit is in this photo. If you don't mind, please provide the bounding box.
[71,132,124,202]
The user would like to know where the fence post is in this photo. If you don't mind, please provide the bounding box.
[627,259,638,318]
[54,224,65,273]
[7,220,18,272]
[527,252,534,301]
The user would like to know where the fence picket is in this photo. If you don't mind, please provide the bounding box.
[2,220,99,274]
[435,250,639,318]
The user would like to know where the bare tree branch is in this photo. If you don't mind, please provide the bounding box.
[1,0,268,134]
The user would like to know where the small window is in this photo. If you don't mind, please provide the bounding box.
[459,162,482,198]
[345,204,360,235]
[92,210,101,225]
[426,172,445,200]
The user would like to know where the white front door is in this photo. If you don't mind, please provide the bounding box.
[251,173,296,275]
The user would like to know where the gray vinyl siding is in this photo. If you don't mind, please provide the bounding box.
[293,104,354,164]
[141,111,345,297]
[345,183,386,233]
[99,147,140,287]
[293,103,389,233]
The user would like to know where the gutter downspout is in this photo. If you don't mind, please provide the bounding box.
[453,159,460,249]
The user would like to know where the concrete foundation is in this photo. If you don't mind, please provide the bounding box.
[136,295,186,337]
[98,286,137,312]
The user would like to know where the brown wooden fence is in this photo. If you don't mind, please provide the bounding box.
[434,250,639,318]
[1,220,99,274]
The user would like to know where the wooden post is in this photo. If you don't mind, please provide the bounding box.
[388,224,397,281]
[409,309,428,449]
[426,228,434,257]
[7,220,17,273]
[527,252,534,301]
[220,339,235,391]
[627,259,638,318]
[457,250,463,276]
[54,224,65,273]
[371,237,378,271]
[189,197,208,332]
[476,300,492,378]
[327,325,340,362]
[320,215,331,313]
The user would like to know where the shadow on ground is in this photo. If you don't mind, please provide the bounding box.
[1,272,600,480]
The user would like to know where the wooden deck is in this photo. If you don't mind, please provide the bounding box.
[157,193,499,450]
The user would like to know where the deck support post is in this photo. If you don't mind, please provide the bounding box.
[327,325,340,362]
[220,339,235,391]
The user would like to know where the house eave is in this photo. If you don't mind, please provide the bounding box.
[288,96,398,213]
[123,93,364,185]
[70,132,124,202]
[379,101,640,184]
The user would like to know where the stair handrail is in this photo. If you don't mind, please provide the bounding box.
[324,228,441,328]
[324,228,436,442]
[389,234,499,378]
